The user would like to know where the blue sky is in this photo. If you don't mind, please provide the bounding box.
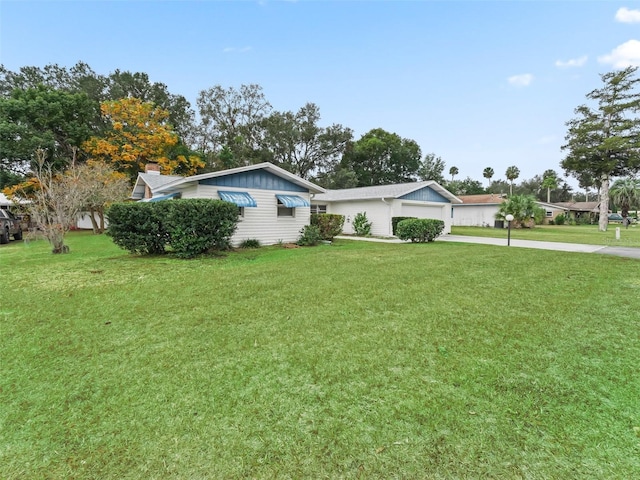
[2,0,640,190]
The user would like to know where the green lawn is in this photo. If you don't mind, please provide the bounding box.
[1,232,639,478]
[452,224,640,247]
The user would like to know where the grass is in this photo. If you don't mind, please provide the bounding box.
[1,232,640,478]
[452,224,640,247]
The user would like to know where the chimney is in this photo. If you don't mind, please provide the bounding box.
[145,163,160,175]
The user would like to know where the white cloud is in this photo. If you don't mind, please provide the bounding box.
[507,73,533,87]
[598,39,640,67]
[555,55,588,68]
[223,46,252,53]
[616,7,640,23]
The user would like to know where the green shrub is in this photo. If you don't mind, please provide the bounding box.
[310,213,345,240]
[106,199,238,258]
[164,199,238,258]
[392,216,417,236]
[352,212,372,236]
[554,213,566,225]
[239,238,261,249]
[297,224,322,246]
[396,218,445,243]
[106,202,170,254]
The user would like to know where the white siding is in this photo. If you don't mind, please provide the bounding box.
[452,205,500,227]
[193,185,310,246]
[326,200,393,236]
[325,199,453,236]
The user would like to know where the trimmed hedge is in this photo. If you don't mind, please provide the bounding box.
[310,213,345,240]
[107,199,239,258]
[396,218,445,243]
[392,216,417,236]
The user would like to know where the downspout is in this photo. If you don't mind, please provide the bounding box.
[381,197,392,236]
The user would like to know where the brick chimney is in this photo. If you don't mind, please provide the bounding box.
[145,163,160,175]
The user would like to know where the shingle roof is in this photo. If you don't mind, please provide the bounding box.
[131,172,184,200]
[313,181,461,203]
[457,194,507,205]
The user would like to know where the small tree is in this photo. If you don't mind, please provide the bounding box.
[495,194,544,228]
[610,177,640,218]
[6,149,85,253]
[483,167,494,189]
[541,169,560,203]
[449,166,459,181]
[352,212,372,236]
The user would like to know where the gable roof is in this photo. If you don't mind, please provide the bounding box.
[131,172,184,200]
[551,201,600,212]
[156,162,325,194]
[313,181,461,203]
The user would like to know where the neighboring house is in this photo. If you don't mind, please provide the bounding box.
[452,194,507,227]
[538,201,570,223]
[551,201,600,223]
[312,182,461,236]
[143,162,325,246]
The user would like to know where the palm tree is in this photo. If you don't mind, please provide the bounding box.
[541,170,559,203]
[610,177,640,218]
[449,166,459,181]
[482,167,494,189]
[495,194,544,228]
[505,165,520,195]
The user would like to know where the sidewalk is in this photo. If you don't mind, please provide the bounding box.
[335,234,640,258]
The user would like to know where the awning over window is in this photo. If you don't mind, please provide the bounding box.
[143,193,180,202]
[218,191,257,207]
[276,194,309,208]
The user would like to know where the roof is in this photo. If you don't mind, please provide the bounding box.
[156,162,325,195]
[456,194,507,205]
[552,201,600,212]
[313,181,461,203]
[131,172,184,200]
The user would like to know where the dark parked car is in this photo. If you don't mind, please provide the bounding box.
[608,213,624,222]
[0,209,23,243]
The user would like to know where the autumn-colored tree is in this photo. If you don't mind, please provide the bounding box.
[82,97,203,181]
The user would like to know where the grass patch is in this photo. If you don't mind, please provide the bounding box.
[1,233,639,478]
[453,224,640,247]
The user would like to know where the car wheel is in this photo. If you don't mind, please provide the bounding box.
[0,228,8,244]
[14,229,23,241]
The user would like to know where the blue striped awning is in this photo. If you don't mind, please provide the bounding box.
[218,191,257,207]
[143,193,180,202]
[276,194,309,208]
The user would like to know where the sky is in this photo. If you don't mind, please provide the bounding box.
[2,0,640,191]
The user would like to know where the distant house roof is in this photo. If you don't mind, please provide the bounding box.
[313,181,461,203]
[552,201,600,212]
[456,194,507,205]
[131,172,183,200]
[156,162,325,195]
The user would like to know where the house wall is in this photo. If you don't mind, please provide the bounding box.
[325,199,452,236]
[452,205,500,227]
[185,185,310,246]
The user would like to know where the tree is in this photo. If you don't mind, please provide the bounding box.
[259,103,352,179]
[0,85,96,173]
[340,128,422,186]
[446,177,485,196]
[418,153,446,183]
[541,169,560,203]
[6,149,85,253]
[196,84,272,167]
[449,166,459,181]
[505,165,520,195]
[495,194,545,228]
[82,97,204,181]
[610,177,640,218]
[75,160,131,233]
[562,67,640,231]
[482,167,494,188]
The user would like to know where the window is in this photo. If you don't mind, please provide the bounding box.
[311,204,327,214]
[238,206,245,219]
[277,201,295,217]
[546,211,553,217]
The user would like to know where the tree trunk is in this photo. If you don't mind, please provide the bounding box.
[88,206,100,234]
[598,175,610,232]
[547,188,551,203]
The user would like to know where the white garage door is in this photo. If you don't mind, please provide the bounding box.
[401,204,444,220]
